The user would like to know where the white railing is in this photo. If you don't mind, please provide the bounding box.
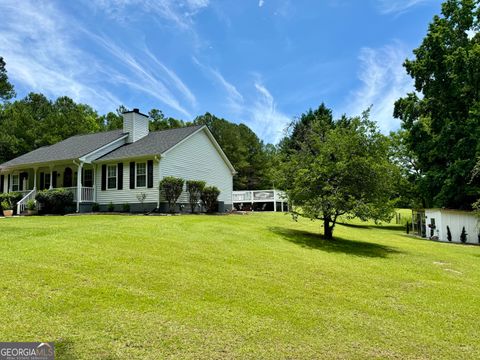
[64,187,94,203]
[16,189,36,214]
[232,190,286,202]
[80,187,94,202]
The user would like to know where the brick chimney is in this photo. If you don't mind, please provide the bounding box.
[122,108,149,143]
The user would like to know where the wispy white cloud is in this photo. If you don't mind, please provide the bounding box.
[192,57,244,114]
[89,33,194,117]
[0,0,197,117]
[143,48,197,108]
[259,0,265,8]
[376,0,430,14]
[251,81,291,143]
[345,41,413,133]
[0,0,122,111]
[193,57,289,142]
[89,0,209,29]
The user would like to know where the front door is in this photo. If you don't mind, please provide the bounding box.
[64,167,73,187]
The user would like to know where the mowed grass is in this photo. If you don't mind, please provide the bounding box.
[0,213,479,359]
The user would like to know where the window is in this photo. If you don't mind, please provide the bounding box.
[11,175,19,191]
[136,163,146,187]
[83,169,93,188]
[107,165,117,189]
[44,174,51,190]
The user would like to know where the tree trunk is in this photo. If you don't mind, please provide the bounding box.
[323,216,333,240]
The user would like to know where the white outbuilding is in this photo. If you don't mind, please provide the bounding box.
[413,208,479,244]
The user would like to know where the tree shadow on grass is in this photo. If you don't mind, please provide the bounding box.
[337,222,405,231]
[269,227,402,258]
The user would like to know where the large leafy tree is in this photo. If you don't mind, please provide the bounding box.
[388,129,422,208]
[280,105,396,239]
[394,0,480,209]
[0,57,15,101]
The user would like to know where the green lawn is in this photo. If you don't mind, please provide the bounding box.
[0,213,479,359]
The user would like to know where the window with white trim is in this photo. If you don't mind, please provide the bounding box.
[136,162,146,187]
[107,165,117,189]
[11,175,19,191]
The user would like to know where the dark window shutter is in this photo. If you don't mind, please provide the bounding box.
[7,174,10,193]
[147,160,154,188]
[52,171,57,188]
[117,163,123,190]
[101,165,106,191]
[0,175,4,193]
[40,173,44,190]
[129,162,135,189]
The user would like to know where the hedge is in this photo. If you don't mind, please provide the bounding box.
[36,188,74,214]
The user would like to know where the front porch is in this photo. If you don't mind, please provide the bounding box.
[1,162,96,213]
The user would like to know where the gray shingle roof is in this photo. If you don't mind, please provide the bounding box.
[97,125,205,162]
[0,130,125,169]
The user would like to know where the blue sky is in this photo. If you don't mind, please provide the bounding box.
[0,0,442,143]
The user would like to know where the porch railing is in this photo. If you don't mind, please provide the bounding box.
[17,189,36,214]
[232,190,286,202]
[64,187,94,203]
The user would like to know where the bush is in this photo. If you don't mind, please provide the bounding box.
[108,202,114,212]
[122,203,131,213]
[92,203,100,212]
[35,188,74,214]
[447,226,452,242]
[460,226,467,243]
[0,192,23,213]
[1,200,11,211]
[26,199,36,211]
[186,180,206,213]
[160,177,184,213]
[201,186,220,213]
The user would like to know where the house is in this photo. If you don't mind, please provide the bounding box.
[412,208,479,244]
[0,109,235,213]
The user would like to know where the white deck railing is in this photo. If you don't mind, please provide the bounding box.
[232,190,286,202]
[16,189,36,214]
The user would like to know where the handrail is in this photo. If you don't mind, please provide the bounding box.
[17,189,36,214]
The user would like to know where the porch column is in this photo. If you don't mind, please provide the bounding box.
[93,165,97,204]
[76,162,83,212]
[33,167,37,190]
[49,166,54,190]
[273,190,277,212]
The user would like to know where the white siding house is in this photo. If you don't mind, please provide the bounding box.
[0,109,235,213]
[160,129,233,206]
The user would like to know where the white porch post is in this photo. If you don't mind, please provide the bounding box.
[33,168,37,190]
[77,162,83,212]
[49,166,54,190]
[93,165,97,204]
[273,190,277,212]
